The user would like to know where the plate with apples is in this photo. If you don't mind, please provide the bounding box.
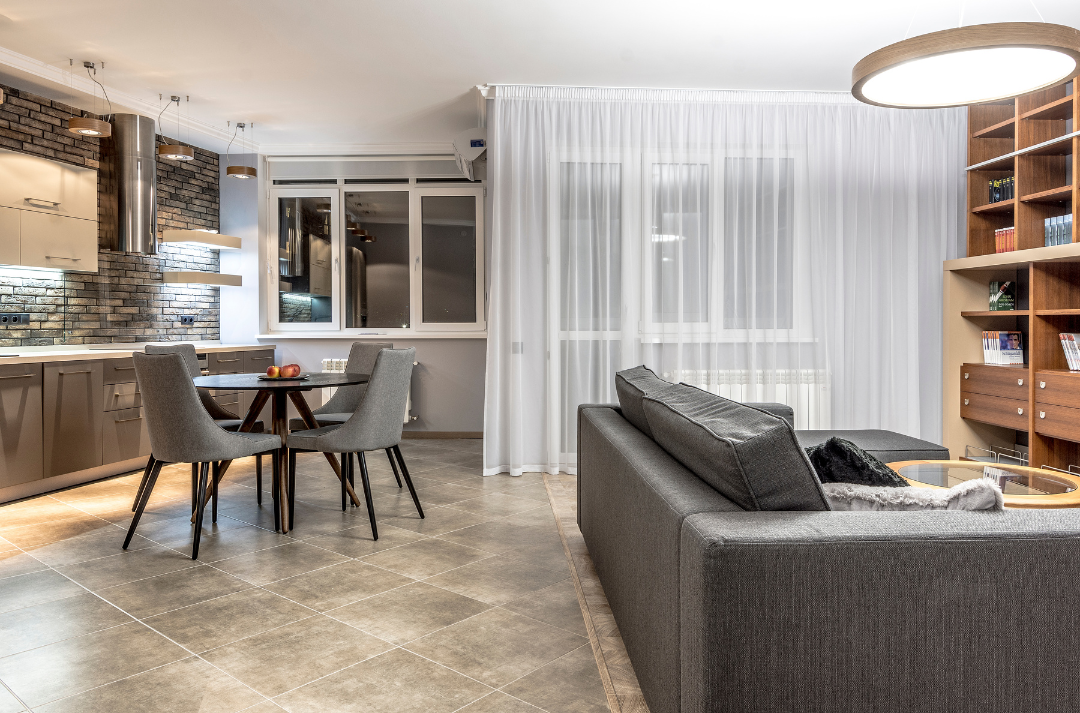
[260,364,308,381]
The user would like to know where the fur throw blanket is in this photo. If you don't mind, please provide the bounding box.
[822,479,1004,511]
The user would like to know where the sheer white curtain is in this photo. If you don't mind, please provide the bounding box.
[484,86,966,476]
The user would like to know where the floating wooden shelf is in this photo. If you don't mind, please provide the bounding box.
[973,117,1016,140]
[162,271,242,287]
[1021,95,1074,121]
[961,310,1030,317]
[971,199,1016,214]
[161,229,241,251]
[1021,186,1074,204]
[1035,309,1080,316]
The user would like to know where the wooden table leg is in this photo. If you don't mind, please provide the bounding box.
[288,390,363,508]
[272,391,290,533]
[192,389,271,521]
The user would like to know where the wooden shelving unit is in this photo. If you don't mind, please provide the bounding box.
[945,75,1080,469]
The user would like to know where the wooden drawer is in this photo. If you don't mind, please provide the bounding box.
[960,392,1029,430]
[1034,371,1080,408]
[102,357,137,385]
[211,391,241,414]
[960,364,1029,399]
[1034,402,1080,443]
[208,351,244,374]
[102,407,151,464]
[103,381,141,412]
[244,349,275,373]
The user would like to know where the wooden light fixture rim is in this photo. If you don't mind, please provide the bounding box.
[227,164,257,177]
[852,22,1080,108]
[157,143,195,160]
[67,116,111,137]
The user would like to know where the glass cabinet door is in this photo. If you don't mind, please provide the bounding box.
[416,186,484,330]
[343,190,411,329]
[274,193,338,327]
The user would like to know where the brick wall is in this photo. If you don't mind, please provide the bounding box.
[0,83,222,346]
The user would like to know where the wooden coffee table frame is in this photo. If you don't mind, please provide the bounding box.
[888,459,1080,509]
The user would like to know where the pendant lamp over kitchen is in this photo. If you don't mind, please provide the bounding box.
[226,121,257,179]
[852,22,1080,108]
[157,95,194,161]
[67,61,112,137]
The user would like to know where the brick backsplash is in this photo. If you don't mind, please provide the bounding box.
[0,82,223,346]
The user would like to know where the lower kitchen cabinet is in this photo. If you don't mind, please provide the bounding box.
[102,407,151,464]
[0,363,43,488]
[43,361,103,477]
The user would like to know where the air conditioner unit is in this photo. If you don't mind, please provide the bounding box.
[453,128,487,181]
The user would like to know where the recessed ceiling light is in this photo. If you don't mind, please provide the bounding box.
[852,22,1080,108]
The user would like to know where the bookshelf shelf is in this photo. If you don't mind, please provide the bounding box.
[1021,186,1073,204]
[1021,95,1073,121]
[973,118,1016,140]
[966,132,1080,170]
[971,199,1015,214]
[1037,368,1080,377]
[961,310,1030,317]
[1035,309,1080,316]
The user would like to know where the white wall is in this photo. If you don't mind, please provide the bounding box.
[219,153,261,345]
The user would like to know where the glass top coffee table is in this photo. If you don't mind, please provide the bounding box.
[887,460,1080,509]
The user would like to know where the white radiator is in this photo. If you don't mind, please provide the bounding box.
[663,369,830,430]
[322,358,414,425]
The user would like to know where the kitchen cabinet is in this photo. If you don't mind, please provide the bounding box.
[240,349,276,424]
[43,361,103,477]
[0,205,19,263]
[0,148,97,220]
[0,363,43,488]
[102,407,150,465]
[19,211,98,272]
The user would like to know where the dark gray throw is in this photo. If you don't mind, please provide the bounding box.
[805,437,909,487]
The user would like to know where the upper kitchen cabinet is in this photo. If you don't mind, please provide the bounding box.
[0,148,98,272]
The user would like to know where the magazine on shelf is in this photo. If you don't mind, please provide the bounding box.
[1060,333,1080,371]
[989,281,1015,311]
[983,330,1024,365]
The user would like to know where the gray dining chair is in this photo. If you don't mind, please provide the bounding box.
[126,352,282,559]
[132,344,267,512]
[286,347,421,539]
[288,342,405,488]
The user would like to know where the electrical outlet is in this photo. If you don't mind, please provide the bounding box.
[179,315,195,326]
[0,313,30,326]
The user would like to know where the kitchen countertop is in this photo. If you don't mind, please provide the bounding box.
[0,342,275,366]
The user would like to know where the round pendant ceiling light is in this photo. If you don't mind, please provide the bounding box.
[66,61,112,137]
[156,95,195,161]
[852,22,1080,108]
[225,121,258,179]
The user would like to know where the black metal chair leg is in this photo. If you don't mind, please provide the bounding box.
[211,461,220,524]
[191,462,198,512]
[272,451,281,532]
[288,449,296,524]
[348,454,355,491]
[357,452,378,540]
[385,448,403,488]
[340,452,348,512]
[393,445,424,519]
[256,454,263,505]
[132,456,156,511]
[191,462,210,560]
[124,459,164,549]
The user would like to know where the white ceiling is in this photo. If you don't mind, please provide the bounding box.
[0,0,1076,155]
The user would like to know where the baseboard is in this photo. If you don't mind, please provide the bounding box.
[0,456,147,505]
[401,431,483,439]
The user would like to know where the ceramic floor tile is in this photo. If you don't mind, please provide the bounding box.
[20,526,154,568]
[0,570,86,614]
[456,692,544,713]
[161,524,296,562]
[0,498,91,530]
[143,588,312,653]
[235,702,286,713]
[435,520,563,556]
[502,578,587,637]
[0,515,116,550]
[302,523,425,559]
[210,542,349,586]
[360,538,491,579]
[0,621,188,708]
[202,614,392,698]
[327,581,490,645]
[501,645,609,713]
[264,560,413,612]
[0,686,23,713]
[404,608,585,688]
[32,655,265,713]
[130,514,252,551]
[0,552,47,580]
[380,505,494,537]
[54,546,200,592]
[0,592,133,658]
[447,494,546,518]
[96,565,251,619]
[423,553,570,606]
[273,647,490,713]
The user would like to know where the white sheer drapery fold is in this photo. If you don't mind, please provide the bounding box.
[484,86,966,476]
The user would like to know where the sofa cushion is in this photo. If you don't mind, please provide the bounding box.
[642,384,830,511]
[615,365,672,438]
[796,429,949,464]
[806,437,909,488]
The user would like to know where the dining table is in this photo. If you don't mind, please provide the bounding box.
[192,371,370,533]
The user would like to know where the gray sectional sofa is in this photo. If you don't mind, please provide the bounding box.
[578,399,1080,713]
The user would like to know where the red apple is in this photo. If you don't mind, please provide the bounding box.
[281,364,301,378]
[266,365,280,378]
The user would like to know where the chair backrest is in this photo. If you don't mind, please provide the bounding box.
[133,352,247,463]
[145,344,237,420]
[316,341,392,415]
[316,347,415,453]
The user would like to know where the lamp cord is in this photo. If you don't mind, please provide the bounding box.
[225,122,239,166]
[85,65,112,118]
[1028,0,1045,22]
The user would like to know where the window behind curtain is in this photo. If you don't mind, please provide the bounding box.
[651,163,710,324]
[723,157,794,329]
[560,162,622,332]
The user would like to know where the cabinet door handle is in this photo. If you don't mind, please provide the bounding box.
[249,356,273,360]
[59,369,92,375]
[0,373,33,380]
[26,197,60,207]
[112,365,136,371]
[216,358,240,363]
[114,415,143,423]
[1018,379,1024,386]
[963,398,969,406]
[1040,411,1046,419]
[45,256,81,261]
[963,372,969,379]
[1018,407,1024,415]
[1040,381,1046,388]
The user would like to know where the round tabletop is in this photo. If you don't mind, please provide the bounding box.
[887,460,1080,509]
[192,372,369,391]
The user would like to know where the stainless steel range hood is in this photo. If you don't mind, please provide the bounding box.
[112,114,157,254]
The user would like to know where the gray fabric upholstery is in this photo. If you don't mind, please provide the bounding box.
[680,510,1080,712]
[133,352,280,463]
[313,342,391,417]
[288,413,348,432]
[643,384,830,511]
[614,365,671,438]
[796,429,950,464]
[287,348,414,453]
[747,402,794,427]
[578,405,737,713]
[145,343,243,422]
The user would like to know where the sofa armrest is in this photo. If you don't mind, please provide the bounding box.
[680,510,1080,713]
[747,402,794,427]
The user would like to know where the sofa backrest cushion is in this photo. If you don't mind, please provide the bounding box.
[615,365,672,439]
[642,383,831,511]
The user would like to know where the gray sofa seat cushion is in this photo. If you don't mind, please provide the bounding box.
[796,429,949,464]
[642,384,830,511]
[615,366,672,438]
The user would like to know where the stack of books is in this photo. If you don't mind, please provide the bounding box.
[1059,333,1080,370]
[989,281,1016,311]
[982,331,1024,365]
[995,226,1015,253]
[1045,214,1073,247]
[988,177,1014,204]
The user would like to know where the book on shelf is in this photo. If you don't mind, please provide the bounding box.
[989,281,1016,311]
[995,226,1015,253]
[1045,214,1074,247]
[1060,333,1080,371]
[982,330,1024,365]
[987,176,1014,204]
